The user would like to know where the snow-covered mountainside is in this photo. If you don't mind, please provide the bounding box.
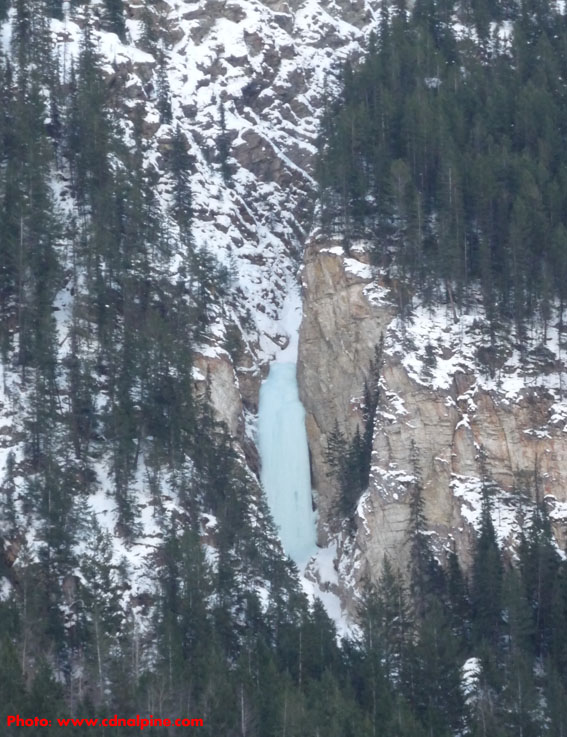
[0,0,379,630]
[45,0,377,416]
[5,1,567,731]
[2,0,567,628]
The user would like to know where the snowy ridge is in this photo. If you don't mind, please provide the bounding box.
[388,301,567,408]
[0,0,378,360]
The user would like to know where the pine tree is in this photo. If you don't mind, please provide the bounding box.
[407,440,443,614]
[316,2,567,330]
[156,58,172,124]
[0,608,27,730]
[217,102,232,182]
[79,523,124,704]
[170,125,193,239]
[471,483,503,647]
[445,547,470,639]
[369,556,414,688]
[103,0,126,40]
[518,499,561,656]
[413,597,465,735]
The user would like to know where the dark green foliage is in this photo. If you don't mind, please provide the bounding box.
[518,500,562,656]
[45,0,63,18]
[326,345,382,520]
[407,441,432,608]
[318,2,567,336]
[413,599,465,735]
[139,6,159,52]
[471,485,503,646]
[360,556,413,688]
[326,421,366,520]
[0,46,61,371]
[169,125,193,238]
[156,58,172,124]
[103,0,125,40]
[352,472,567,737]
[217,102,232,182]
[0,609,27,732]
[446,547,470,639]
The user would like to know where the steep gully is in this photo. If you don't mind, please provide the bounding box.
[257,292,317,568]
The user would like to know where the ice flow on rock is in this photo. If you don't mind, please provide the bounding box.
[258,362,318,567]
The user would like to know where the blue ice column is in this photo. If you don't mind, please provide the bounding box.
[258,362,318,566]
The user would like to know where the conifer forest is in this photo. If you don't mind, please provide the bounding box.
[1,0,567,735]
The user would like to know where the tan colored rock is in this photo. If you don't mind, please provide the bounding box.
[193,351,243,437]
[298,236,567,610]
[298,237,395,532]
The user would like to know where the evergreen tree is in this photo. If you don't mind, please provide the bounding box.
[407,440,444,613]
[413,598,464,735]
[471,483,503,647]
[518,500,561,656]
[156,58,172,124]
[45,0,63,18]
[217,102,232,182]
[445,547,470,640]
[169,125,193,239]
[103,0,126,40]
[317,1,567,336]
[79,524,124,704]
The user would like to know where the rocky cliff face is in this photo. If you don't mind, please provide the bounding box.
[3,0,567,625]
[298,236,567,610]
[45,0,381,429]
[130,0,381,453]
[298,239,395,527]
[137,0,567,609]
[0,0,381,620]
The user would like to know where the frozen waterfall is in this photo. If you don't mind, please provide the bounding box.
[258,361,318,567]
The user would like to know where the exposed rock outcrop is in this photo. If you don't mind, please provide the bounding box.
[298,235,567,610]
[298,239,395,529]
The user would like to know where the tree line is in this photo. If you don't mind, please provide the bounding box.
[317,0,567,340]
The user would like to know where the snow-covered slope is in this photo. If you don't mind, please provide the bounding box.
[4,0,566,636]
[0,0,380,632]
[128,0,374,353]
